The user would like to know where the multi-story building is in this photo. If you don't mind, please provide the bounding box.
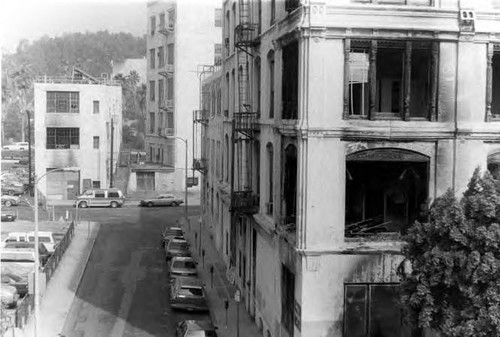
[198,0,500,336]
[141,0,222,193]
[34,68,122,199]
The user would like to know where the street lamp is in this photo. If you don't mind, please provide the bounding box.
[33,166,79,337]
[163,132,188,218]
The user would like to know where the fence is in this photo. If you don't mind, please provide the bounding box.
[13,221,75,329]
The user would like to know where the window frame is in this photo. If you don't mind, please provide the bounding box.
[46,127,80,149]
[343,39,438,121]
[93,100,100,114]
[46,91,80,113]
[487,43,500,121]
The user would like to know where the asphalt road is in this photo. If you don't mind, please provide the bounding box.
[59,205,209,337]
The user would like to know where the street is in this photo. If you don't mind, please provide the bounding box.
[59,205,209,337]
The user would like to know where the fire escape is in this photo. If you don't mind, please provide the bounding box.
[231,0,259,214]
[193,65,216,175]
[159,12,175,137]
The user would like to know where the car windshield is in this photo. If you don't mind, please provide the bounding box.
[164,228,182,236]
[178,287,203,297]
[172,261,196,269]
[170,242,188,250]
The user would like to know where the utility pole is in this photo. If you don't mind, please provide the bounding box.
[27,110,32,195]
[110,117,114,188]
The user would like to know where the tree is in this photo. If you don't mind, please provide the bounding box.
[399,168,500,337]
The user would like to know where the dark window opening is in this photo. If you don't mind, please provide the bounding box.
[346,40,436,120]
[150,48,156,69]
[92,181,101,188]
[268,52,275,119]
[46,128,80,149]
[376,43,404,116]
[283,144,297,228]
[149,81,155,101]
[150,112,155,134]
[281,265,295,335]
[492,53,500,117]
[345,150,429,237]
[282,41,299,120]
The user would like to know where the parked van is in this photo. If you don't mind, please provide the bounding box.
[26,231,56,253]
[75,188,125,208]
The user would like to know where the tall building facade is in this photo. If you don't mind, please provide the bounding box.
[199,0,500,336]
[34,68,122,199]
[142,0,222,193]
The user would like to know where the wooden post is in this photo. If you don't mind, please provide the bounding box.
[343,39,351,119]
[486,43,494,121]
[369,40,377,119]
[403,41,412,120]
[430,42,439,121]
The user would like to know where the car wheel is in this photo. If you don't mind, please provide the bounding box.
[79,201,88,208]
[4,200,12,207]
[147,202,154,207]
[172,202,179,207]
[110,201,118,208]
[8,190,14,196]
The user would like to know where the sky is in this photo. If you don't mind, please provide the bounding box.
[0,0,147,53]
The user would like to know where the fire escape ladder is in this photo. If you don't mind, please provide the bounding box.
[230,0,259,215]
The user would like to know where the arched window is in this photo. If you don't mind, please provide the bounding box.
[267,50,275,119]
[267,143,274,214]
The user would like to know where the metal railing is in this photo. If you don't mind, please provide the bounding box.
[14,221,76,329]
[35,76,121,86]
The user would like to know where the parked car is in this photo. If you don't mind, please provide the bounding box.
[140,194,184,207]
[1,250,36,296]
[169,256,197,279]
[26,231,56,253]
[75,188,125,208]
[161,226,185,247]
[2,142,29,151]
[1,195,20,207]
[4,242,51,266]
[1,183,25,196]
[165,239,191,260]
[170,277,208,312]
[176,320,218,337]
[0,283,19,308]
[1,272,28,297]
[1,212,16,222]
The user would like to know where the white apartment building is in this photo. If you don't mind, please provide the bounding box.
[139,0,222,193]
[199,0,500,337]
[34,68,122,199]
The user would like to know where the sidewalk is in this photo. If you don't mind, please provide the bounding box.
[11,221,100,337]
[179,216,261,337]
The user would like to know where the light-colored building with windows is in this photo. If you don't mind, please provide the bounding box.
[139,0,222,193]
[198,0,500,337]
[34,68,122,199]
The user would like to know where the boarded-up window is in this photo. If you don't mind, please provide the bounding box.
[344,284,418,337]
[137,172,155,191]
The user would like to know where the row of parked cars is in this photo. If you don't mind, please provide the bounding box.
[161,226,218,337]
[0,231,58,309]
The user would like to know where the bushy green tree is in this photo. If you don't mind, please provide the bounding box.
[399,168,500,337]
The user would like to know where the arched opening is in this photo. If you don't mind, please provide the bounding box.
[266,143,274,214]
[283,144,297,227]
[345,148,429,237]
[267,50,275,119]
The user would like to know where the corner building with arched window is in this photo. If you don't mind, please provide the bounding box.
[197,1,500,336]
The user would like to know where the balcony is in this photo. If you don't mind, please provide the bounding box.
[159,22,175,35]
[231,191,259,214]
[158,64,174,77]
[193,158,208,174]
[193,110,209,125]
[234,111,259,138]
[235,23,259,49]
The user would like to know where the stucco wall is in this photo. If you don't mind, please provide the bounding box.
[34,82,122,197]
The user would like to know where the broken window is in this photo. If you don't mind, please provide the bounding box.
[46,128,79,149]
[489,45,500,119]
[282,40,299,120]
[47,92,79,113]
[345,149,429,237]
[344,284,420,337]
[345,40,437,120]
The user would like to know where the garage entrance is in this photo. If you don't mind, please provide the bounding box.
[137,172,155,191]
[46,170,80,200]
